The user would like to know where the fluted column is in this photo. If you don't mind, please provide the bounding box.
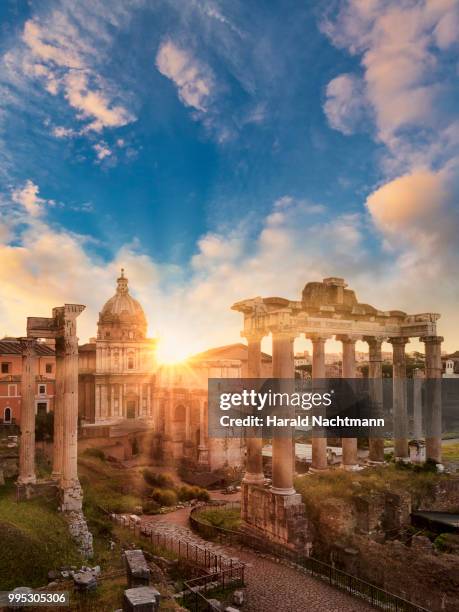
[52,337,65,480]
[338,335,358,470]
[18,338,37,485]
[390,337,409,460]
[61,335,82,510]
[243,331,265,485]
[422,336,443,463]
[271,331,296,495]
[366,337,385,463]
[310,335,328,471]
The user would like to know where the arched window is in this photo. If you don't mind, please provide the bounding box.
[4,407,11,424]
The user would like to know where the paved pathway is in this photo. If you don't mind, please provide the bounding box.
[137,508,374,612]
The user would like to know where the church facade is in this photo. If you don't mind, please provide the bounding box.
[78,270,156,424]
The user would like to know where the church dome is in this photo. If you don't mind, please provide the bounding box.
[98,269,147,340]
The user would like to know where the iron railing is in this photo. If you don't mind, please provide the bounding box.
[190,503,431,612]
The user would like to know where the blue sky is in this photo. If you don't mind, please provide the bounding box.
[1,1,459,359]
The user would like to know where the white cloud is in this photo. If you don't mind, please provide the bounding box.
[52,126,75,139]
[93,142,112,160]
[156,40,213,112]
[323,73,367,135]
[11,180,45,217]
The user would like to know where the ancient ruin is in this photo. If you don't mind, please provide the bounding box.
[232,277,443,549]
[17,303,93,557]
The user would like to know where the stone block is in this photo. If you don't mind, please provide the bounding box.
[233,589,244,605]
[123,586,160,612]
[125,549,150,588]
[73,571,97,591]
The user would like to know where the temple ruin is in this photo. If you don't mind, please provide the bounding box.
[232,277,443,549]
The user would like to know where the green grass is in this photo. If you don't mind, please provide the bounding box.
[196,507,241,531]
[441,442,459,462]
[295,464,442,518]
[0,482,82,590]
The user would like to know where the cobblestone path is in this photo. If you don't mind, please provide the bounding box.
[140,515,374,612]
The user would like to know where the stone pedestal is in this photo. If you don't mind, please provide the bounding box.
[241,482,310,551]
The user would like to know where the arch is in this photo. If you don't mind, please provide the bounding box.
[3,406,11,424]
[174,404,186,422]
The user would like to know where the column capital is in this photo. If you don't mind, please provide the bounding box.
[364,335,386,347]
[421,335,444,345]
[308,333,331,344]
[336,334,358,344]
[388,336,410,346]
[19,337,37,356]
[243,329,266,343]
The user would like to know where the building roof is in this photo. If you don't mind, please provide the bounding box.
[79,342,96,352]
[190,342,272,362]
[0,339,54,356]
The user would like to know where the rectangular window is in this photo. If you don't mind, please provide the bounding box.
[8,384,17,396]
[45,363,53,373]
[38,384,46,395]
[1,362,11,374]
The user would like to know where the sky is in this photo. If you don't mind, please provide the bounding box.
[1,0,459,361]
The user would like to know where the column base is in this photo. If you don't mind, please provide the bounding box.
[17,475,36,486]
[271,486,296,495]
[341,464,363,472]
[243,472,266,485]
[309,466,329,474]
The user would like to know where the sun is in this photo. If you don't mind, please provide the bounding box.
[156,337,193,365]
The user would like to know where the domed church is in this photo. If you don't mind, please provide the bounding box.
[78,270,157,423]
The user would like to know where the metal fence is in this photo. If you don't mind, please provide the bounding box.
[190,504,431,612]
[111,513,245,611]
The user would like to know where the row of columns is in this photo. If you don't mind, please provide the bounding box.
[243,331,444,495]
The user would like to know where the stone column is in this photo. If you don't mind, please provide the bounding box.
[390,337,410,461]
[52,337,65,480]
[243,331,265,485]
[422,336,443,463]
[366,337,385,463]
[271,331,296,495]
[412,368,424,440]
[61,335,82,511]
[18,338,37,485]
[310,335,328,471]
[197,398,209,466]
[338,335,358,470]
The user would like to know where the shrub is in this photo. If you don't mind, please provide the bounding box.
[151,488,177,506]
[178,485,210,502]
[83,447,106,461]
[142,499,161,514]
[142,469,174,488]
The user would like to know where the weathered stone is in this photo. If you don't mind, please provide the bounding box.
[123,586,160,612]
[73,571,97,591]
[233,589,244,605]
[125,549,150,588]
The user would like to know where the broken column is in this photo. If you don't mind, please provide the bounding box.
[17,338,37,485]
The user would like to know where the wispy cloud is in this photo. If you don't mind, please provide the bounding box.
[156,39,214,112]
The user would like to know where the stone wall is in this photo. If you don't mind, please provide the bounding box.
[241,482,311,551]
